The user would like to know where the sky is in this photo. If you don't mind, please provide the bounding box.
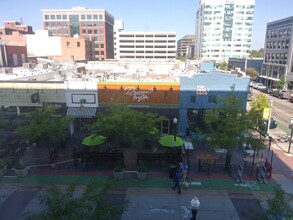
[0,0,292,50]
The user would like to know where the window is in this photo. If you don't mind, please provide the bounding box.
[88,30,92,34]
[94,30,98,34]
[66,42,70,48]
[208,95,217,104]
[77,42,80,47]
[45,15,49,20]
[190,96,196,103]
[93,15,98,20]
[87,15,92,20]
[81,15,86,20]
[50,15,55,20]
[99,14,103,20]
[99,29,104,34]
[62,15,67,20]
[57,15,61,20]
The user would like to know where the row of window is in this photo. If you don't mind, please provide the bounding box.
[119,34,176,38]
[44,14,104,21]
[266,40,290,50]
[45,21,104,28]
[264,53,288,64]
[119,40,176,43]
[118,56,175,59]
[119,45,175,48]
[119,51,176,54]
[81,29,104,34]
[204,5,254,9]
[190,95,217,104]
[267,27,292,38]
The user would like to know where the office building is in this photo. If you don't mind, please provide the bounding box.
[195,0,255,62]
[41,7,114,60]
[177,35,195,58]
[114,20,176,60]
[260,16,293,90]
[228,57,263,73]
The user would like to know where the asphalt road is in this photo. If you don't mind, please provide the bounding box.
[251,88,293,127]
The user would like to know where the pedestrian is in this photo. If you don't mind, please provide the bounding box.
[182,168,188,190]
[173,168,182,194]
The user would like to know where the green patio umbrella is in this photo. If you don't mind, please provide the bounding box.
[159,135,184,147]
[82,134,106,147]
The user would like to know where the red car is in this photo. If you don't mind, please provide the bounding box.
[289,97,293,103]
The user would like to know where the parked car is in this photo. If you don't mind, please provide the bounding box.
[257,84,267,91]
[247,93,252,101]
[249,81,256,87]
[271,90,289,99]
[263,118,278,129]
[288,97,293,103]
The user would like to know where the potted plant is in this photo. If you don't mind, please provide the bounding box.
[137,165,148,180]
[0,158,7,176]
[14,157,29,177]
[113,165,124,179]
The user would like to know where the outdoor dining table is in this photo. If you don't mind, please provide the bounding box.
[196,153,218,175]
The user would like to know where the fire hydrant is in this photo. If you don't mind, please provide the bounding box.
[190,196,200,220]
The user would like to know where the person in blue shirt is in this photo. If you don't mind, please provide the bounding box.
[172,168,182,194]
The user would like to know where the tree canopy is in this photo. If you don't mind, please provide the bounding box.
[250,49,264,58]
[24,179,128,220]
[92,106,164,148]
[245,68,259,79]
[16,106,69,148]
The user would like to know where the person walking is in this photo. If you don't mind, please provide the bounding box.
[173,168,182,194]
[182,168,188,190]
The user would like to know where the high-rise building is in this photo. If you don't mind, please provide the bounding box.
[177,35,195,58]
[114,20,176,60]
[41,7,114,60]
[195,0,255,62]
[261,16,293,90]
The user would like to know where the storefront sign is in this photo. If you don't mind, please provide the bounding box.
[196,85,210,95]
[124,86,154,102]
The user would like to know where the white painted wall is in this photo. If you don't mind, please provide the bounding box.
[26,30,62,57]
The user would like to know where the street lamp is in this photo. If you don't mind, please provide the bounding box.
[288,117,293,153]
[266,100,273,136]
[173,117,178,145]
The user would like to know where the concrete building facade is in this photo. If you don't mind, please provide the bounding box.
[228,57,263,73]
[177,35,195,58]
[114,21,176,60]
[26,30,94,62]
[260,16,293,90]
[195,0,255,62]
[41,7,114,60]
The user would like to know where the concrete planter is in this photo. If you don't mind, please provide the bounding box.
[14,166,29,177]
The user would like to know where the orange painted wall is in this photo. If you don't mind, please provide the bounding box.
[98,82,180,105]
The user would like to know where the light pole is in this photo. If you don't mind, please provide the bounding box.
[173,117,178,146]
[266,100,273,136]
[288,117,293,153]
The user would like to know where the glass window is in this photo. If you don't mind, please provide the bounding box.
[88,21,93,27]
[81,22,86,27]
[50,15,55,20]
[45,15,49,20]
[99,36,104,41]
[88,30,92,34]
[45,22,50,27]
[208,96,217,104]
[77,42,80,47]
[63,22,68,27]
[190,96,196,103]
[99,21,103,27]
[100,43,104,48]
[93,15,98,20]
[57,22,63,26]
[99,14,103,20]
[87,15,92,20]
[51,22,56,27]
[94,30,98,34]
[101,51,104,55]
[99,29,104,34]
[93,22,98,27]
[62,15,67,20]
[64,29,68,34]
[81,15,86,20]
[66,42,70,48]
[82,30,86,34]
[57,29,62,34]
[57,15,61,20]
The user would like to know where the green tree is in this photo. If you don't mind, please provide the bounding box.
[92,106,164,148]
[218,61,228,71]
[250,49,264,58]
[204,92,264,172]
[16,106,69,151]
[245,68,259,79]
[275,76,287,89]
[266,187,293,218]
[24,179,128,220]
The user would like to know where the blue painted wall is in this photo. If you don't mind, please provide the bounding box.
[200,61,215,72]
[178,71,250,135]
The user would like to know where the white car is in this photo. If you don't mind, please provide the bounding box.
[256,83,267,90]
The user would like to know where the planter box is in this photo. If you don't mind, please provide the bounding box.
[14,167,29,177]
[137,172,147,180]
[113,171,124,179]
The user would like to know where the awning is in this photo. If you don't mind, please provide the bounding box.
[66,107,97,118]
[184,141,194,150]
